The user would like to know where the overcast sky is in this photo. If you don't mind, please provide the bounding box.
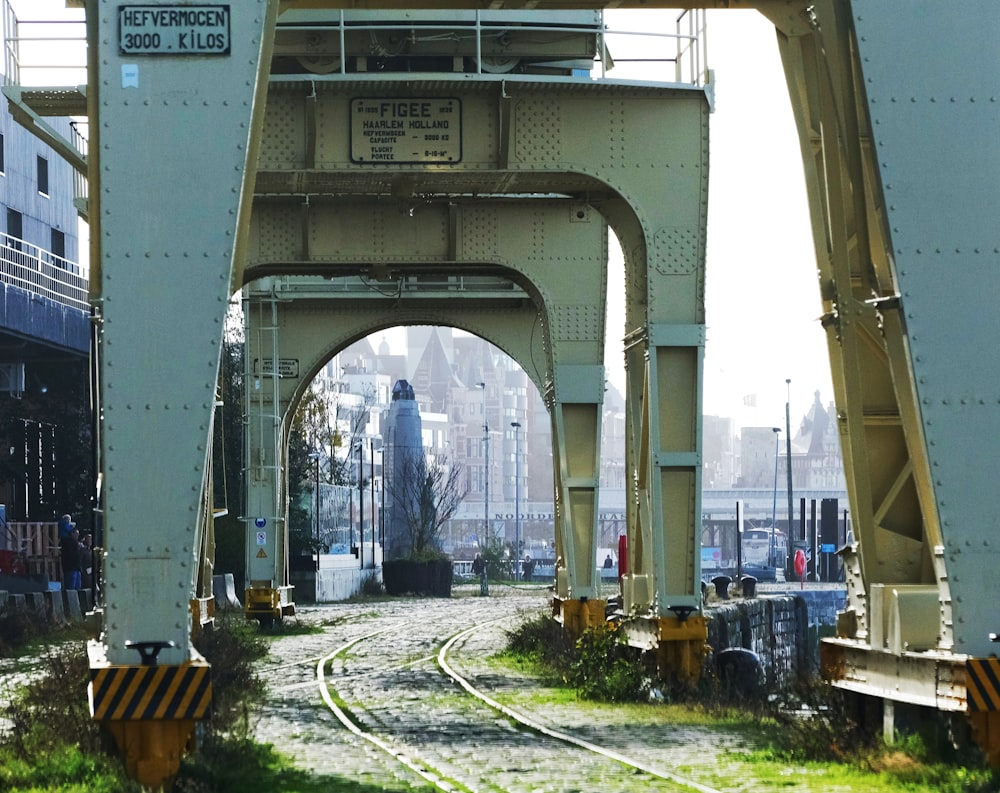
[9,3,833,430]
[602,10,833,429]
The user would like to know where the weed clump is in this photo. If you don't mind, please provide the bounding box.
[0,643,139,791]
[360,571,385,597]
[504,613,575,677]
[191,613,269,738]
[505,615,647,702]
[504,610,1000,791]
[0,612,272,791]
[567,623,646,702]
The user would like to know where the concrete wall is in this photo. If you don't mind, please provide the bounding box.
[1,587,94,625]
[291,565,383,603]
[291,551,384,604]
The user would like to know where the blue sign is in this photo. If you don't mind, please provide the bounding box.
[821,543,836,553]
[255,517,267,529]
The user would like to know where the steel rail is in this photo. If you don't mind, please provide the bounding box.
[437,620,726,793]
[311,612,725,793]
[316,627,472,793]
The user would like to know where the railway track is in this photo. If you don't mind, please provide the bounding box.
[257,594,744,792]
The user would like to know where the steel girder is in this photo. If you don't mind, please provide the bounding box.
[773,0,1000,755]
[86,0,281,786]
[250,75,711,621]
[243,198,607,603]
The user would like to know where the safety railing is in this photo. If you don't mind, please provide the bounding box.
[0,521,60,582]
[276,10,709,86]
[0,233,89,311]
[2,0,87,88]
[4,7,709,89]
[5,7,709,87]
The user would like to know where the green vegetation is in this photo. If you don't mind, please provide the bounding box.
[4,604,998,792]
[502,613,1000,793]
[0,606,442,792]
[0,614,312,793]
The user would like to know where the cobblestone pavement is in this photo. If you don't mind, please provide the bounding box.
[252,586,764,792]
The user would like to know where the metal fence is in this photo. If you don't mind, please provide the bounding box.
[5,5,708,88]
[0,233,89,311]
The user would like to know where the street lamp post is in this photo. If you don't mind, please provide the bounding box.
[477,382,489,546]
[308,452,321,565]
[357,442,364,570]
[771,427,781,568]
[785,378,795,546]
[510,420,521,581]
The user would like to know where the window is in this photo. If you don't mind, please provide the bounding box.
[50,229,65,259]
[6,209,22,249]
[37,156,49,196]
[0,133,4,174]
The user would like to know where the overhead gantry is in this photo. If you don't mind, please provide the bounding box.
[242,197,609,625]
[8,0,996,784]
[75,3,711,782]
[244,23,711,640]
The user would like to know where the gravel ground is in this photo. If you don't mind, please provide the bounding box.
[252,586,763,792]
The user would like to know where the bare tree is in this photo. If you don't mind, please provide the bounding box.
[392,452,467,559]
[293,383,375,486]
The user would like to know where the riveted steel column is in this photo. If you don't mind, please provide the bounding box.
[89,2,278,786]
[775,0,1000,760]
[243,289,293,622]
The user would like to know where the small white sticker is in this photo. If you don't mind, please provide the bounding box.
[122,64,139,88]
[256,531,267,546]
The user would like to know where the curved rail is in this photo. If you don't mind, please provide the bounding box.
[313,614,725,793]
[317,627,469,792]
[438,622,724,793]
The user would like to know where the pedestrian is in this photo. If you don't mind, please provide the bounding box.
[58,513,74,540]
[471,552,488,596]
[60,525,82,590]
[521,554,534,582]
[603,554,614,569]
[80,532,94,589]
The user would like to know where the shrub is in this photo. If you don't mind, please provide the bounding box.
[360,572,384,597]
[505,615,646,702]
[192,614,269,739]
[504,614,574,674]
[0,613,271,791]
[568,623,646,702]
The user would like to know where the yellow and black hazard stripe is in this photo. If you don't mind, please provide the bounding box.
[967,658,1000,712]
[90,663,211,721]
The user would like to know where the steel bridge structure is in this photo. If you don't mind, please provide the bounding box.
[5,0,1000,785]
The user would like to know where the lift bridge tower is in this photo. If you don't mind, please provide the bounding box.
[5,0,1000,784]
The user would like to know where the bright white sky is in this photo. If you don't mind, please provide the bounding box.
[11,2,833,429]
[699,10,834,428]
[601,9,834,428]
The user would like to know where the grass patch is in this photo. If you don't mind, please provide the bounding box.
[175,737,435,793]
[258,619,324,638]
[0,613,306,792]
[501,610,1000,793]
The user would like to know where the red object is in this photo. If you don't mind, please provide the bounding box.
[794,549,807,589]
[0,550,15,575]
[617,534,627,581]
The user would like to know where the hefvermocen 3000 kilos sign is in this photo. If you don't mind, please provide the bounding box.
[119,5,231,55]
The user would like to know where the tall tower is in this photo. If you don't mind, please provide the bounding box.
[384,380,423,558]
